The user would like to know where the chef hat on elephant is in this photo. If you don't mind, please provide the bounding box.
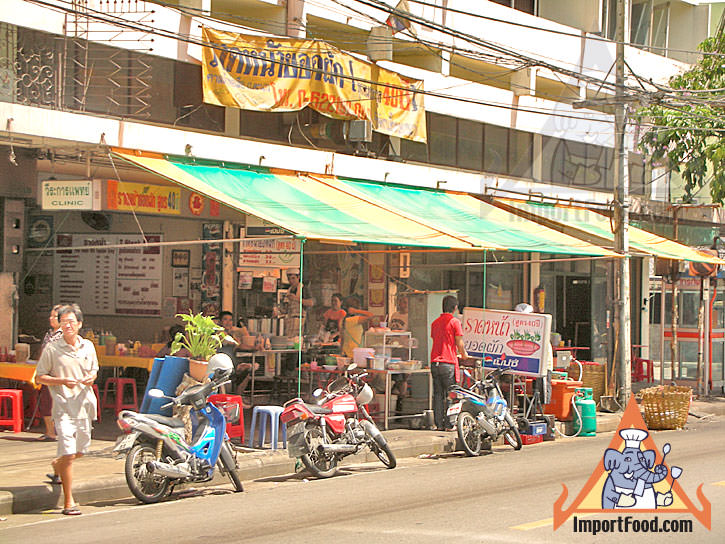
[619,428,648,449]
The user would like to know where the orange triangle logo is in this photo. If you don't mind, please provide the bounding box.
[553,394,711,530]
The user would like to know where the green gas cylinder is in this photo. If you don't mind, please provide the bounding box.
[572,387,597,437]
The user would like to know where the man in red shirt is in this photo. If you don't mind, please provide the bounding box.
[430,295,468,431]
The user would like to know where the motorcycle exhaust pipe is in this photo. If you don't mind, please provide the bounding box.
[477,415,497,438]
[146,460,192,479]
[319,443,357,454]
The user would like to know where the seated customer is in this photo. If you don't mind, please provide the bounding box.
[156,325,190,358]
[321,293,346,343]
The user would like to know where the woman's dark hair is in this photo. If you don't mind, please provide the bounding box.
[331,293,343,303]
[442,295,458,314]
[342,295,361,312]
[168,325,184,346]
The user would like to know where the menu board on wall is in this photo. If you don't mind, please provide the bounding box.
[54,233,163,316]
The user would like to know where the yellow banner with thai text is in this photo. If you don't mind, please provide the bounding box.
[106,180,181,215]
[201,27,426,143]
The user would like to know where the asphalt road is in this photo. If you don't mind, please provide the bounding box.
[2,417,723,543]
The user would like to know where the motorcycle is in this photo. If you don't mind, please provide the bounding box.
[113,355,243,503]
[447,367,523,456]
[280,363,396,478]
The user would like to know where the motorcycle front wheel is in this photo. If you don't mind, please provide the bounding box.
[300,424,338,479]
[219,440,244,492]
[361,420,396,469]
[457,411,483,456]
[125,443,171,504]
[503,413,523,450]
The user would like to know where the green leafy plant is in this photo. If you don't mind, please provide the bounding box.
[170,311,225,361]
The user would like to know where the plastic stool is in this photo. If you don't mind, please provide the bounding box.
[92,384,102,422]
[208,394,244,442]
[102,378,139,414]
[632,358,654,383]
[247,405,286,450]
[0,389,24,432]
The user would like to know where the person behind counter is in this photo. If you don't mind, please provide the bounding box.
[341,295,375,359]
[217,311,258,396]
[285,268,314,336]
[389,294,409,331]
[321,293,346,343]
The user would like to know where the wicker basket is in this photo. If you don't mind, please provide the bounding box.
[640,385,692,430]
[567,361,606,404]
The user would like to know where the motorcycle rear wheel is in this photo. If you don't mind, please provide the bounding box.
[300,424,338,478]
[503,413,523,450]
[361,421,396,469]
[125,443,171,504]
[457,411,483,456]
[219,441,244,492]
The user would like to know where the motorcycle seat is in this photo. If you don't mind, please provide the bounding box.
[306,404,333,415]
[145,413,185,428]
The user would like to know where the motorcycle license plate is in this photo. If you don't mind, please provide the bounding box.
[112,432,139,454]
[286,422,308,458]
[446,403,462,416]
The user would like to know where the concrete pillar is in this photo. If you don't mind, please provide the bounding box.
[368,26,393,62]
[287,0,307,38]
[511,67,536,96]
[179,0,210,12]
[222,221,235,314]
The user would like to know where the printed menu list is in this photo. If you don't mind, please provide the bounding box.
[54,234,163,316]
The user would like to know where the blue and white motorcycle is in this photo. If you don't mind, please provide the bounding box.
[446,367,523,456]
[113,353,243,503]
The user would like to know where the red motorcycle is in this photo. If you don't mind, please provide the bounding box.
[280,364,396,478]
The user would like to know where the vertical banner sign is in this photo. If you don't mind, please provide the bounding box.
[462,307,552,377]
[201,27,426,142]
[201,223,223,317]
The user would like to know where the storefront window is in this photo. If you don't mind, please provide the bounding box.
[457,119,483,171]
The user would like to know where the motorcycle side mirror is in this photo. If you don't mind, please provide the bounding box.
[463,369,472,379]
[148,388,165,398]
[312,388,324,398]
[346,362,358,372]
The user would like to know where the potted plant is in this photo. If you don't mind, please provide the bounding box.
[170,311,226,381]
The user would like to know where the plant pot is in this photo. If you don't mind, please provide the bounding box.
[188,359,209,381]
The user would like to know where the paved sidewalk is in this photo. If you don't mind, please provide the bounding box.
[1,397,722,516]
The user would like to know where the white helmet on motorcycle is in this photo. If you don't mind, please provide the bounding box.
[206,352,234,379]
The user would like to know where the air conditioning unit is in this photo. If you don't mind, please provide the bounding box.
[345,120,372,142]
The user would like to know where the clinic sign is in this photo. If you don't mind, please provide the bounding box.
[41,179,101,210]
[462,307,552,377]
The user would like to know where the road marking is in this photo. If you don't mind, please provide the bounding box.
[511,513,596,531]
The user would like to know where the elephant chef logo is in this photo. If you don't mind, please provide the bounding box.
[553,394,711,530]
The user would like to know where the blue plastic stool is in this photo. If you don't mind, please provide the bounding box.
[247,405,287,450]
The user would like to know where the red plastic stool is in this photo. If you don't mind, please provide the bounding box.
[632,358,654,383]
[0,389,24,432]
[102,378,138,414]
[92,384,102,422]
[208,394,244,442]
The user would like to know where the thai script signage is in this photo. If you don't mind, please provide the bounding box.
[201,27,426,142]
[462,307,552,377]
[238,237,301,268]
[41,179,101,210]
[107,180,181,215]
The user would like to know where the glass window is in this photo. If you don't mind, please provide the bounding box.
[542,136,565,183]
[428,113,457,167]
[457,119,483,171]
[484,124,508,175]
[509,129,532,178]
[631,0,652,47]
[629,153,646,195]
[401,138,428,163]
[680,292,699,327]
[563,140,587,185]
[652,3,668,50]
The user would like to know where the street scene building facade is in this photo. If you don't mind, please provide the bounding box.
[1,0,724,396]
